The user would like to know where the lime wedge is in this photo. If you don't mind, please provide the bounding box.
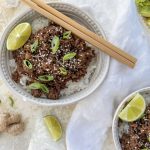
[43,115,62,141]
[7,22,32,51]
[119,93,146,122]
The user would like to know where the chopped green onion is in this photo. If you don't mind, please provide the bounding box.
[140,113,145,119]
[51,36,60,54]
[40,84,49,94]
[8,96,14,107]
[38,75,54,82]
[59,67,67,76]
[63,52,76,63]
[28,82,41,89]
[23,60,32,69]
[148,136,150,142]
[63,31,71,39]
[31,39,38,53]
[28,82,49,94]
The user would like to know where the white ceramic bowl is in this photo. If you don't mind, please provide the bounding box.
[0,2,109,106]
[112,87,150,150]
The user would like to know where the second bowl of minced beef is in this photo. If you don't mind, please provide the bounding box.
[112,87,150,150]
[0,2,109,106]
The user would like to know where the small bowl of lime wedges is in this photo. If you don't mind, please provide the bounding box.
[112,87,150,150]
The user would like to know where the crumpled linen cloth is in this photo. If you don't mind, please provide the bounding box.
[2,0,150,150]
[64,0,150,150]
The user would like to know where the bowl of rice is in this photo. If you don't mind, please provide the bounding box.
[112,87,150,150]
[0,2,109,106]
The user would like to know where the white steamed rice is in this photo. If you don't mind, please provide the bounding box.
[10,17,97,97]
[31,17,49,34]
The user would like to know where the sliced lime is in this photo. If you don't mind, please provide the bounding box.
[119,93,146,122]
[43,115,62,141]
[7,22,32,51]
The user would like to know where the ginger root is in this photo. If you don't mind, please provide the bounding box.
[7,122,24,136]
[0,113,10,132]
[0,112,24,136]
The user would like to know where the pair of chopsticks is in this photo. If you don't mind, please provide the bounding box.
[21,0,137,68]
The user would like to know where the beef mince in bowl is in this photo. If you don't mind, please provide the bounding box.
[10,18,96,100]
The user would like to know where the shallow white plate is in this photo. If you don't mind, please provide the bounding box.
[0,2,109,106]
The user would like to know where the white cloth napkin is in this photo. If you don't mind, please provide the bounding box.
[65,0,150,150]
[1,0,19,8]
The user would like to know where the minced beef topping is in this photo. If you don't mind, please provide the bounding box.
[11,21,95,100]
[119,104,150,150]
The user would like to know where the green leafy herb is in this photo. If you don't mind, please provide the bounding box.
[28,82,49,94]
[63,52,76,63]
[0,99,1,105]
[31,39,38,53]
[23,60,32,69]
[140,5,150,17]
[59,67,67,76]
[136,0,150,7]
[51,36,60,54]
[63,31,71,39]
[38,75,54,82]
[136,0,150,17]
[8,96,14,107]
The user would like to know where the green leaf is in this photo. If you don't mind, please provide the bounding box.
[63,52,76,63]
[140,5,150,17]
[59,67,67,76]
[51,36,60,54]
[31,39,38,53]
[23,59,32,69]
[38,75,54,82]
[28,82,49,94]
[63,31,71,39]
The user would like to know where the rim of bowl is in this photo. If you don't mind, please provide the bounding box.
[112,86,150,150]
[0,2,110,106]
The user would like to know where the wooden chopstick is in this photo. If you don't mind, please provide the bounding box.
[32,0,137,65]
[21,0,137,68]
